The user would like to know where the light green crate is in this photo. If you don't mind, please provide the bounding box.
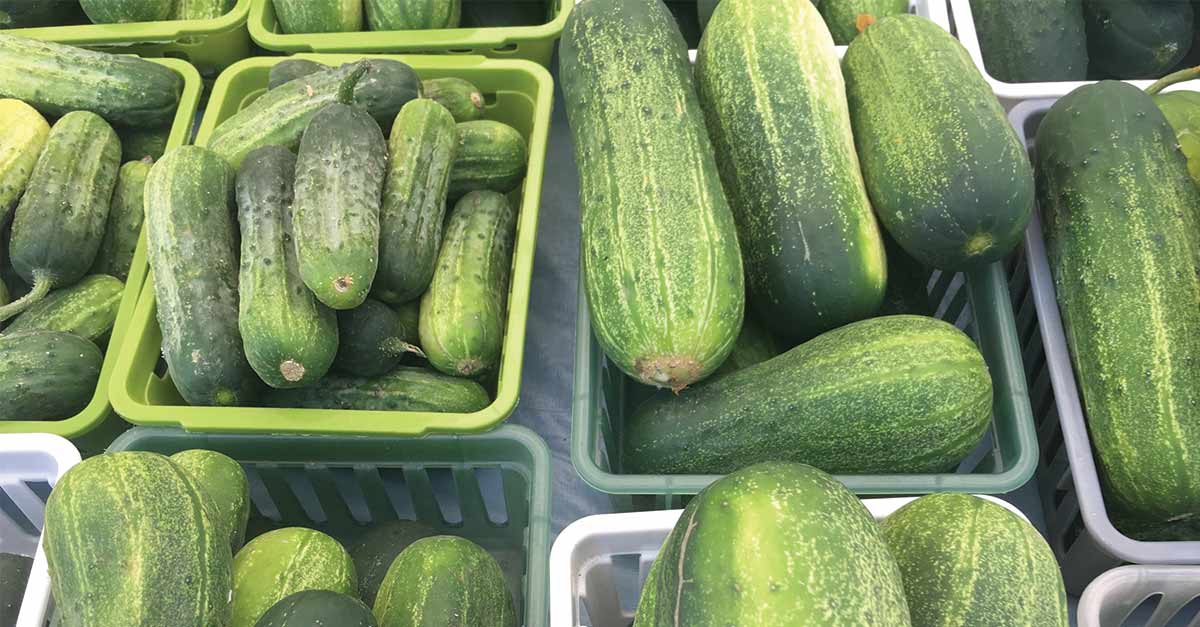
[248,0,569,68]
[0,57,203,449]
[109,54,553,437]
[7,0,252,76]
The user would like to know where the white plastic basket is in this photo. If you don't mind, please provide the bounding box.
[1078,566,1200,627]
[0,434,79,627]
[548,496,1027,627]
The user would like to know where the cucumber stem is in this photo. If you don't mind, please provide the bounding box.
[1146,66,1200,95]
[0,271,51,321]
[337,61,370,106]
[382,338,426,359]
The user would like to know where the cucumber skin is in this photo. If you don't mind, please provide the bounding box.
[333,298,413,377]
[422,78,485,122]
[80,0,171,22]
[375,99,458,305]
[272,0,362,33]
[267,59,325,90]
[1083,0,1193,79]
[419,191,515,379]
[0,99,49,225]
[0,330,102,421]
[448,120,527,199]
[364,0,462,30]
[92,160,152,282]
[819,0,909,44]
[293,103,387,311]
[354,59,423,135]
[256,590,377,627]
[968,0,1088,82]
[6,274,124,342]
[237,146,338,389]
[146,146,259,407]
[346,520,435,607]
[843,15,1034,271]
[260,367,490,413]
[374,536,516,627]
[170,449,251,553]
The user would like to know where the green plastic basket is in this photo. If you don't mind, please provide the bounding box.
[248,0,570,67]
[572,261,1041,510]
[7,0,252,76]
[0,57,203,450]
[109,54,552,437]
[106,424,552,627]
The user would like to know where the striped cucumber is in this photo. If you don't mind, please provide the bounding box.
[819,0,908,44]
[92,159,152,281]
[6,274,123,342]
[374,536,516,627]
[172,0,236,20]
[271,0,362,33]
[375,98,457,305]
[333,298,419,377]
[696,0,885,346]
[448,120,527,199]
[261,367,489,412]
[237,146,338,389]
[422,78,485,122]
[561,0,745,390]
[0,99,48,225]
[170,449,251,553]
[146,146,258,407]
[80,0,172,22]
[364,0,462,30]
[348,520,435,606]
[231,528,356,627]
[1,111,119,321]
[0,330,102,422]
[419,191,515,379]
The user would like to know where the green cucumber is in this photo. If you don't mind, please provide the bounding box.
[347,520,435,607]
[271,0,362,33]
[0,99,48,225]
[820,0,908,44]
[968,0,1088,82]
[1,111,119,321]
[171,449,251,553]
[333,298,419,377]
[448,120,527,198]
[354,59,423,133]
[118,126,170,162]
[1149,67,1200,188]
[1035,80,1200,526]
[146,146,259,407]
[375,98,457,305]
[364,0,461,30]
[710,312,780,377]
[561,0,746,390]
[237,145,338,389]
[422,78,485,122]
[882,494,1068,626]
[374,536,516,627]
[0,0,86,28]
[6,274,123,342]
[80,0,172,22]
[0,553,31,627]
[267,59,326,90]
[843,15,1034,271]
[172,0,236,20]
[232,527,356,627]
[92,159,151,281]
[43,452,233,626]
[0,34,182,127]
[294,103,387,310]
[696,0,886,346]
[1083,0,1193,79]
[261,366,489,412]
[624,315,993,475]
[0,330,101,421]
[257,590,376,627]
[419,191,514,378]
[635,462,911,625]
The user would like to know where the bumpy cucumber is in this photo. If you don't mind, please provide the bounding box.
[261,367,490,412]
[267,59,326,90]
[118,126,170,162]
[0,330,102,421]
[6,274,123,342]
[968,0,1088,82]
[333,298,419,377]
[422,78,485,122]
[92,159,152,282]
[0,99,48,225]
[448,120,527,198]
[354,59,422,132]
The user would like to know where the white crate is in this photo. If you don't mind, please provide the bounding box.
[549,496,1027,627]
[1078,566,1200,627]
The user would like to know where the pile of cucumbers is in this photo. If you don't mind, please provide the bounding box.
[147,57,527,410]
[0,0,238,29]
[271,0,464,34]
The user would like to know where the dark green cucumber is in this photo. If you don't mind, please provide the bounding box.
[422,78,485,122]
[294,103,387,310]
[364,0,461,30]
[562,0,745,390]
[0,34,182,127]
[624,315,993,475]
[1083,0,1193,79]
[1036,80,1200,525]
[0,0,86,28]
[271,0,362,33]
[419,191,515,378]
[1,111,119,321]
[0,99,48,225]
[6,274,123,342]
[346,520,435,607]
[117,126,170,162]
[819,0,908,44]
[448,120,527,198]
[260,366,490,412]
[80,0,172,22]
[0,330,102,421]
[843,15,1034,270]
[0,553,32,626]
[375,536,516,627]
[172,0,236,20]
[696,0,886,346]
[879,233,933,316]
[710,312,780,377]
[208,61,368,170]
[333,298,419,377]
[375,98,457,305]
[237,146,338,389]
[354,59,423,133]
[267,59,326,90]
[256,590,376,627]
[146,146,258,407]
[968,0,1088,82]
[92,159,152,282]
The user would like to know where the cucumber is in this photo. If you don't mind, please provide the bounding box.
[261,367,490,412]
[1083,0,1193,79]
[146,146,259,407]
[374,536,516,627]
[696,0,886,346]
[419,191,514,378]
[172,0,236,20]
[267,59,325,90]
[561,0,745,390]
[333,298,419,377]
[843,15,1034,271]
[294,103,387,310]
[0,553,31,627]
[79,0,171,23]
[1154,88,1200,186]
[422,77,485,122]
[171,449,251,553]
[448,120,527,198]
[0,330,101,421]
[375,99,457,305]
[257,590,377,627]
[118,126,169,162]
[271,0,362,33]
[0,99,48,225]
[1035,80,1200,526]
[231,527,356,627]
[6,274,123,342]
[1,111,119,321]
[354,59,423,133]
[364,0,461,30]
[346,520,435,607]
[819,0,908,44]
[92,159,151,281]
[968,0,1088,82]
[208,61,368,170]
[624,315,993,475]
[0,223,24,300]
[237,145,338,389]
[710,312,779,377]
[0,34,182,127]
[0,0,86,28]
